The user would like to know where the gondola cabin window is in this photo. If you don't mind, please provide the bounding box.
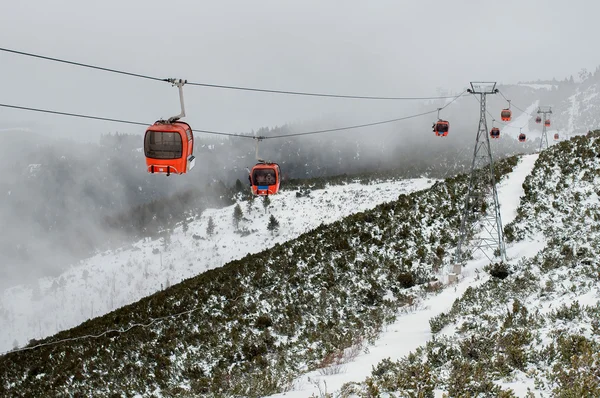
[253,168,277,185]
[144,131,183,160]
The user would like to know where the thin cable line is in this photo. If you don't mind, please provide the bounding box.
[264,109,438,139]
[185,81,467,101]
[0,46,464,101]
[0,47,165,83]
[264,90,466,139]
[0,93,463,140]
[0,103,149,126]
[497,90,535,116]
[470,95,529,130]
[440,89,468,110]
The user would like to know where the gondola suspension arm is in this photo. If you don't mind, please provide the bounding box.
[166,78,187,122]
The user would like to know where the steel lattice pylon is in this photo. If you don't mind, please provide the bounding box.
[538,106,552,152]
[455,82,506,265]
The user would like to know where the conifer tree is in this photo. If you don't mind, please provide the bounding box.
[267,214,280,234]
[263,195,271,213]
[235,179,244,193]
[207,216,215,237]
[182,217,189,235]
[246,197,254,214]
[233,204,243,230]
[162,231,171,251]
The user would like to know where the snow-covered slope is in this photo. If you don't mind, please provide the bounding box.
[283,132,600,397]
[560,84,600,136]
[517,83,557,91]
[263,154,540,398]
[0,178,433,353]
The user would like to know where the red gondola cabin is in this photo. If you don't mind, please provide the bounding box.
[500,109,512,122]
[490,127,500,139]
[250,162,281,196]
[518,133,526,142]
[535,116,542,124]
[144,120,195,175]
[433,120,449,137]
[554,133,559,140]
[545,119,551,127]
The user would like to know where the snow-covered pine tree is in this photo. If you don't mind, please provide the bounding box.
[267,214,280,234]
[233,204,243,230]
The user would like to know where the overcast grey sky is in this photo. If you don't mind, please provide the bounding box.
[1,0,599,141]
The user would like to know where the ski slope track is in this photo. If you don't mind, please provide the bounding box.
[0,178,434,353]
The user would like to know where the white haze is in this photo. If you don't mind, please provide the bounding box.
[1,0,600,141]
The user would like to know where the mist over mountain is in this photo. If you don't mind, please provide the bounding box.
[3,67,600,289]
[0,89,540,289]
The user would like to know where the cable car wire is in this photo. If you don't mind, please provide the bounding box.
[0,103,149,126]
[497,90,535,116]
[184,81,468,101]
[0,46,464,101]
[260,89,465,139]
[262,109,438,139]
[0,102,430,138]
[0,89,466,139]
[0,47,165,83]
[470,95,530,130]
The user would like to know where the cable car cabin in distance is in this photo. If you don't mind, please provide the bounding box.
[490,127,500,139]
[535,116,542,124]
[518,133,526,142]
[554,133,560,140]
[144,120,195,176]
[545,119,551,127]
[433,120,449,137]
[500,109,512,122]
[250,163,281,196]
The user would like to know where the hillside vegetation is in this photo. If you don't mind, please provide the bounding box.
[344,131,600,397]
[0,155,520,397]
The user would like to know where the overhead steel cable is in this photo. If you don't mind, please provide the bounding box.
[0,46,464,101]
[0,103,149,126]
[0,47,165,83]
[259,89,465,138]
[0,102,433,138]
[497,89,535,116]
[184,81,468,101]
[470,94,529,130]
[0,90,467,140]
[440,89,467,110]
[262,109,439,139]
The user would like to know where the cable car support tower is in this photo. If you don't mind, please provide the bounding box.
[454,82,506,270]
[537,106,552,151]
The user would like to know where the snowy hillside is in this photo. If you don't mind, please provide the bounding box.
[558,83,600,137]
[0,154,521,397]
[0,178,433,353]
[329,131,600,397]
[517,83,557,91]
[2,130,599,397]
[520,70,600,140]
[263,153,540,398]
